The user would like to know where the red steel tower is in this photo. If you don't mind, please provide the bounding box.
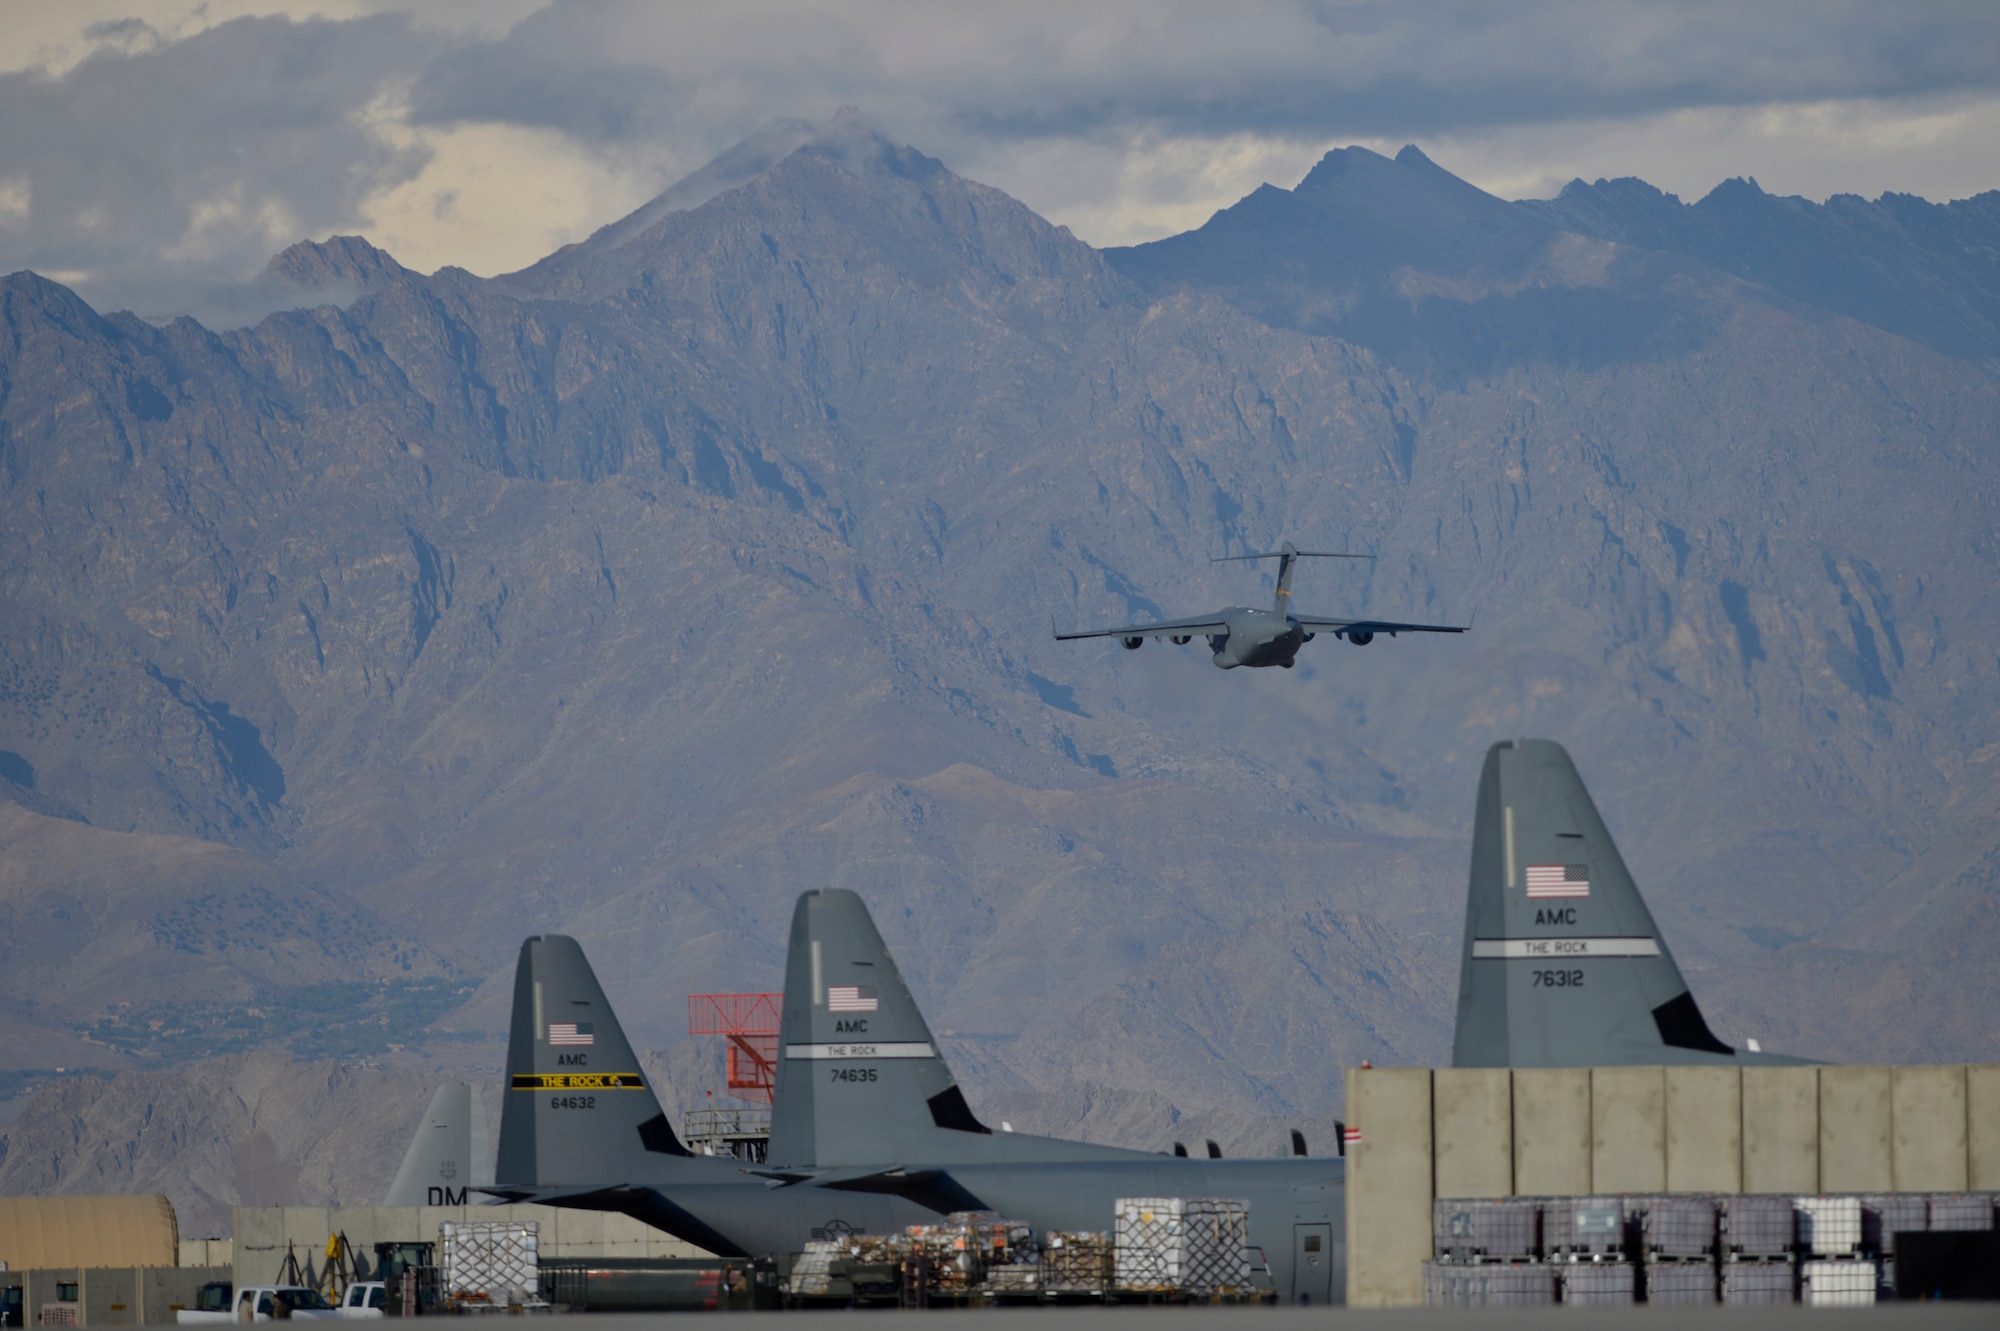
[686,992,782,1105]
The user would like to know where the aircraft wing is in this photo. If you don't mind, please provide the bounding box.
[1053,613,1228,642]
[1293,615,1468,638]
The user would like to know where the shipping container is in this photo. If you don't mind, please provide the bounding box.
[1422,1262,1555,1306]
[1859,1194,1928,1255]
[1801,1259,1876,1307]
[436,1221,539,1309]
[1641,1196,1716,1259]
[1558,1261,1635,1305]
[1926,1193,1995,1232]
[1643,1260,1716,1304]
[1112,1198,1249,1295]
[1720,1259,1793,1306]
[1542,1197,1630,1261]
[1718,1195,1793,1258]
[1431,1199,1538,1262]
[1795,1196,1861,1256]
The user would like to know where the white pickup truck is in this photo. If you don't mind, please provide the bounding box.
[177,1286,340,1323]
[335,1283,386,1319]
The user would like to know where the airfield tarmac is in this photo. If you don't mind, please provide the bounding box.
[530,1305,1994,1327]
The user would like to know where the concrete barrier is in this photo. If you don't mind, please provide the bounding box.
[1345,1066,1432,1309]
[1742,1064,1818,1193]
[1819,1065,1893,1193]
[4,1266,228,1325]
[1891,1064,1967,1192]
[1512,1068,1590,1196]
[1432,1067,1512,1198]
[1970,1064,2000,1189]
[1591,1066,1666,1194]
[1665,1065,1742,1193]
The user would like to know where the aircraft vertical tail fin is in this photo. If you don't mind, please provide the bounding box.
[1272,544,1302,612]
[1451,739,1752,1068]
[1212,542,1372,614]
[385,1081,482,1206]
[767,890,988,1167]
[494,934,692,1186]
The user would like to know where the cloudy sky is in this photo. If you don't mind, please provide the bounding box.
[3,1,1997,318]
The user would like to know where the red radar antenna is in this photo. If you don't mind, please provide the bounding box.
[686,992,782,1105]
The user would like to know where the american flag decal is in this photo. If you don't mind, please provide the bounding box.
[1341,1126,1362,1146]
[548,1021,595,1046]
[827,985,878,1012]
[1525,864,1590,898]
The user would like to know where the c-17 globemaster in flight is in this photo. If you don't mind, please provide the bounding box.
[1053,541,1464,668]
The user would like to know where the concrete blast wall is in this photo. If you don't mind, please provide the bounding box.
[231,1204,707,1290]
[7,1265,229,1326]
[1344,1062,2000,1309]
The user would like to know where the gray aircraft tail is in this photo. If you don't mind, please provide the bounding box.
[1213,541,1371,613]
[384,1081,491,1206]
[1452,740,1809,1068]
[767,890,990,1167]
[494,934,694,1186]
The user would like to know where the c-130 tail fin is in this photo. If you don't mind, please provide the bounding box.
[495,934,694,1186]
[766,889,990,1167]
[1451,740,1812,1068]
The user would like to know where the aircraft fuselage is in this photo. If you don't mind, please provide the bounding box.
[1210,607,1310,669]
[581,1156,1346,1305]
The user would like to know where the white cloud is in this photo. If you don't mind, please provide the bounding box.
[0,178,29,228]
[360,120,659,276]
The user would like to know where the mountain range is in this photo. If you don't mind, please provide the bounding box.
[2,112,1995,1233]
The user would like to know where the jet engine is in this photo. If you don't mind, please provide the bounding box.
[1120,636,1143,650]
[1170,635,1192,645]
[1347,631,1374,646]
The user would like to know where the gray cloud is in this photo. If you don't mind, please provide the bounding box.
[0,13,442,317]
[406,2,2000,146]
[5,2,1998,318]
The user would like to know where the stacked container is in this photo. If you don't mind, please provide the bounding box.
[1720,1261,1794,1306]
[1801,1260,1877,1307]
[1431,1199,1538,1264]
[1558,1262,1636,1306]
[1795,1196,1873,1306]
[1543,1196,1631,1261]
[1423,1263,1555,1307]
[1927,1193,1996,1232]
[438,1220,542,1310]
[1040,1232,1112,1296]
[1861,1191,1928,1294]
[786,1241,840,1298]
[1112,1197,1250,1296]
[1545,1196,1634,1303]
[1718,1196,1793,1306]
[1795,1196,1862,1256]
[1640,1196,1717,1305]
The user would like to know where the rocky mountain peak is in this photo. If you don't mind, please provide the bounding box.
[501,109,1097,303]
[260,235,413,295]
